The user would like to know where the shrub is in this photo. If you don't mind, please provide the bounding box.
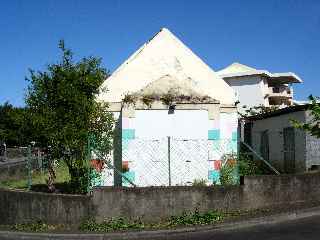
[192,179,207,186]
[238,153,262,176]
[220,163,237,185]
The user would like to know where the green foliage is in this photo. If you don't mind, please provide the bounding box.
[122,92,215,108]
[6,209,273,233]
[12,220,49,232]
[79,218,145,232]
[219,154,262,184]
[141,94,156,107]
[167,210,224,227]
[160,92,175,106]
[220,163,237,185]
[0,102,36,146]
[67,162,92,194]
[10,220,65,232]
[292,95,320,138]
[0,161,70,190]
[25,40,114,193]
[192,179,208,186]
[79,210,224,232]
[122,93,137,105]
[238,153,262,176]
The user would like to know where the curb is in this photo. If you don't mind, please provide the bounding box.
[1,206,320,240]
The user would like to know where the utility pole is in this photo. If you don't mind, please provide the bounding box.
[168,136,171,186]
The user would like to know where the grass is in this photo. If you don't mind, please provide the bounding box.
[5,210,226,233]
[4,208,272,233]
[79,210,227,232]
[0,162,70,190]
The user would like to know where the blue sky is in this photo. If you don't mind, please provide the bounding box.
[1,0,319,106]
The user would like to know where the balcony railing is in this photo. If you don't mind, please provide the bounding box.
[268,86,293,98]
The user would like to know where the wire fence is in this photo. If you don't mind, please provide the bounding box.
[0,136,240,190]
[0,147,27,163]
[0,145,51,189]
[119,137,238,187]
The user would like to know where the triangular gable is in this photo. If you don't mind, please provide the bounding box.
[217,62,256,75]
[98,28,235,105]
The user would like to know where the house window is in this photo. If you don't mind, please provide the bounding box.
[273,87,280,93]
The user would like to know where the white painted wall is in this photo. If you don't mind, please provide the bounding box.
[134,110,209,139]
[220,112,238,139]
[226,76,266,113]
[129,109,210,186]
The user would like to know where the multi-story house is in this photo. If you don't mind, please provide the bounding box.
[217,62,302,113]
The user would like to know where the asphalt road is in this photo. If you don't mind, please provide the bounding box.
[158,215,320,240]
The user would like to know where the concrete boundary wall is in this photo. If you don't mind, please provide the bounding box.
[0,189,91,225]
[1,172,320,225]
[92,172,320,222]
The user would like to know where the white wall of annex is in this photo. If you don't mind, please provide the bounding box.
[226,76,265,112]
[251,111,306,172]
[134,110,209,139]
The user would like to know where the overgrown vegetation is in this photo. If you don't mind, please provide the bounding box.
[219,153,262,185]
[220,163,237,185]
[122,93,138,106]
[238,153,262,176]
[0,208,278,233]
[79,209,225,232]
[141,94,156,107]
[25,40,114,193]
[292,95,320,138]
[122,91,215,107]
[167,210,224,227]
[8,208,272,233]
[10,220,67,232]
[192,179,208,186]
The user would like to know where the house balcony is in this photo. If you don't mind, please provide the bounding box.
[267,86,293,106]
[268,86,293,98]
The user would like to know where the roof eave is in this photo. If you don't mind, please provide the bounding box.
[219,71,302,84]
[270,72,303,83]
[245,104,309,121]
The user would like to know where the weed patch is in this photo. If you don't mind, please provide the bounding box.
[79,209,225,232]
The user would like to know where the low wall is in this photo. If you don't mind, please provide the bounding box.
[92,172,320,222]
[243,173,320,209]
[0,189,91,225]
[1,172,320,225]
[92,185,243,222]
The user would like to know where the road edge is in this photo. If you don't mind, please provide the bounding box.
[1,206,320,240]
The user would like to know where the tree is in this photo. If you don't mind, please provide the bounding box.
[0,102,16,145]
[26,40,114,193]
[292,95,320,138]
[0,102,34,146]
